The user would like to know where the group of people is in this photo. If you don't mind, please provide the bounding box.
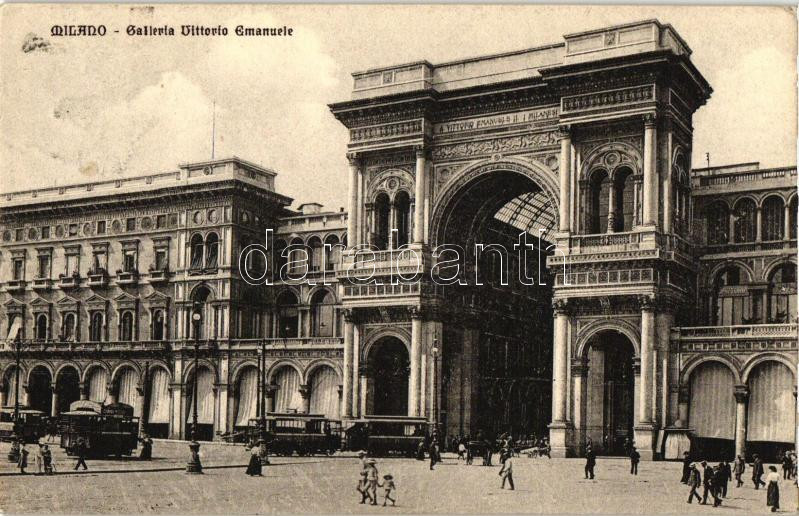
[682,451,786,511]
[356,451,396,506]
[15,442,55,475]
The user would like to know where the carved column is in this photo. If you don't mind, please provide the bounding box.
[342,310,354,418]
[50,383,59,418]
[642,114,658,227]
[571,359,589,454]
[784,202,791,240]
[607,180,616,233]
[678,384,690,427]
[353,323,361,417]
[558,126,571,233]
[728,212,736,244]
[638,296,655,424]
[79,381,88,401]
[549,298,572,457]
[756,206,763,242]
[409,307,423,417]
[734,385,749,458]
[413,148,427,244]
[136,383,147,435]
[107,382,118,405]
[347,154,360,248]
[358,164,366,246]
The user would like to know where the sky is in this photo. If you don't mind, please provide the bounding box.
[0,4,796,211]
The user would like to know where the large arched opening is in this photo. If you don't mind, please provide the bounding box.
[366,337,409,416]
[28,366,52,414]
[688,361,736,460]
[185,366,215,441]
[746,360,796,459]
[583,330,636,455]
[55,366,81,415]
[432,165,555,439]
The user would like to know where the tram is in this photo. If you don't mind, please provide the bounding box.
[246,413,341,456]
[58,400,139,457]
[343,416,429,457]
[0,407,47,443]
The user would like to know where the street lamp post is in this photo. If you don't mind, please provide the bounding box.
[186,308,203,474]
[431,341,440,437]
[7,338,22,463]
[259,339,269,465]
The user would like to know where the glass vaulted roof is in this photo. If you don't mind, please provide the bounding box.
[493,190,556,244]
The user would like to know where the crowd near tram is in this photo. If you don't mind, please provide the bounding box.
[1,405,794,511]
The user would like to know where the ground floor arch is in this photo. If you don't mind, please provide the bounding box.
[746,360,796,458]
[273,365,303,413]
[688,360,736,459]
[146,367,171,438]
[234,366,258,428]
[308,365,340,419]
[366,337,409,416]
[55,366,81,415]
[185,366,215,441]
[28,365,52,414]
[85,366,110,403]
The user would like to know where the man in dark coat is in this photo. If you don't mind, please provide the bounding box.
[752,453,765,489]
[701,461,713,504]
[585,446,596,479]
[687,464,702,504]
[429,438,438,470]
[629,446,640,475]
[710,465,723,507]
[74,438,88,471]
[719,460,731,497]
[680,451,691,483]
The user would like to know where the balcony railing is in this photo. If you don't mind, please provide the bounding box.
[57,274,81,288]
[703,239,797,255]
[116,270,139,285]
[674,323,798,339]
[0,337,343,353]
[87,269,108,287]
[227,337,343,349]
[555,268,655,287]
[339,246,426,278]
[673,324,798,353]
[6,279,26,292]
[343,282,420,298]
[32,278,53,290]
[148,268,169,282]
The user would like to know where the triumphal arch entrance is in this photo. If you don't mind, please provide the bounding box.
[330,20,710,459]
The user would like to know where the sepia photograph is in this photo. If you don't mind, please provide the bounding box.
[0,4,796,514]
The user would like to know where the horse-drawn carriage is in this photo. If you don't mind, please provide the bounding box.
[0,407,47,443]
[58,400,139,457]
[344,416,428,457]
[245,413,341,456]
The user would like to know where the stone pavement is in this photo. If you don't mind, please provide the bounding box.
[0,441,795,514]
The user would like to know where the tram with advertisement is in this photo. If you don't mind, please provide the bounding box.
[343,416,429,457]
[246,413,341,456]
[0,407,47,443]
[58,400,139,457]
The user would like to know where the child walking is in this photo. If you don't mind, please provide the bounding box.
[380,474,396,506]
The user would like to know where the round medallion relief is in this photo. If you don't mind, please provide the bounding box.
[111,219,123,234]
[207,209,218,224]
[55,225,65,238]
[141,216,153,230]
[193,211,204,225]
[2,230,11,242]
[28,228,38,240]
[83,222,93,236]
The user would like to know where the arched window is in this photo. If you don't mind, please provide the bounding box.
[62,313,76,342]
[274,239,288,279]
[205,232,219,269]
[394,191,411,248]
[374,193,390,250]
[190,234,204,269]
[762,196,785,241]
[308,237,323,272]
[711,265,753,325]
[310,290,335,337]
[288,238,307,278]
[672,156,690,234]
[767,263,797,323]
[706,201,729,245]
[733,198,756,243]
[324,235,341,271]
[790,197,798,240]
[120,311,134,341]
[588,169,610,234]
[276,290,299,338]
[152,310,165,341]
[90,312,104,342]
[613,168,635,232]
[35,314,48,340]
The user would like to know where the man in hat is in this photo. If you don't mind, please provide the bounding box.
[733,454,746,487]
[498,452,514,490]
[365,458,379,505]
[139,433,153,460]
[74,437,88,471]
[701,461,714,504]
[585,445,596,479]
[629,446,640,475]
[680,451,691,483]
[687,463,702,504]
[752,453,765,489]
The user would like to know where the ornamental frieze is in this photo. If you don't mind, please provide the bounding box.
[431,131,558,161]
[561,84,655,113]
[350,119,424,143]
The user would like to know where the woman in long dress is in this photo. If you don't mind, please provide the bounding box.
[766,465,780,512]
[245,441,263,476]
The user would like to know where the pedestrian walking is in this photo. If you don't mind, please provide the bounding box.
[42,444,53,475]
[710,465,723,506]
[416,440,425,461]
[245,441,263,476]
[717,461,730,498]
[74,437,88,471]
[687,464,702,504]
[379,474,396,506]
[629,446,640,475]
[700,461,714,504]
[17,442,29,474]
[680,451,691,483]
[498,453,514,490]
[585,446,596,479]
[781,452,792,480]
[733,455,746,487]
[429,438,438,470]
[752,453,765,489]
[458,440,467,461]
[365,458,379,506]
[34,443,43,475]
[766,465,780,512]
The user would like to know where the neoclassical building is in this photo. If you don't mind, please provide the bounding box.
[0,19,796,459]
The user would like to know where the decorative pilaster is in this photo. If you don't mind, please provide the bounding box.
[342,309,354,418]
[78,381,88,401]
[299,384,311,413]
[549,298,573,458]
[677,384,690,427]
[642,114,658,227]
[409,306,423,417]
[413,147,427,244]
[635,294,656,460]
[347,154,360,248]
[50,383,59,418]
[558,126,571,233]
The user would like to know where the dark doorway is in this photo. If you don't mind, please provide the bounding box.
[28,366,52,414]
[56,367,81,414]
[369,338,409,416]
[597,333,635,455]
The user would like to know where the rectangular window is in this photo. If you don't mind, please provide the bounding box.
[68,224,78,236]
[41,226,50,239]
[156,215,166,229]
[126,218,136,231]
[97,220,106,234]
[15,229,23,241]
[65,254,79,276]
[92,251,107,272]
[155,249,168,270]
[13,259,24,280]
[123,250,137,272]
[37,255,51,278]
